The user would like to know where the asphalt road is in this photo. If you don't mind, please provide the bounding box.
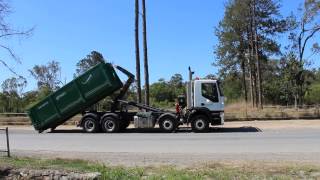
[2,126,320,166]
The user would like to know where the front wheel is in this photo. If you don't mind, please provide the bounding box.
[159,116,177,133]
[101,117,120,133]
[191,115,209,132]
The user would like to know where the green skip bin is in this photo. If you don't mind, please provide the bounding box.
[27,62,123,132]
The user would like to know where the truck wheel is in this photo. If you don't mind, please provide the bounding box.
[191,115,209,132]
[101,117,120,133]
[82,117,99,133]
[159,116,177,133]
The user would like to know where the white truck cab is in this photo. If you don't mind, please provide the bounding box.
[185,79,225,127]
[193,79,224,112]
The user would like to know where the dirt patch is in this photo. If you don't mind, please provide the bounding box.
[220,119,320,130]
[0,167,101,180]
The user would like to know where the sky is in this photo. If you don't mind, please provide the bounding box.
[0,0,318,92]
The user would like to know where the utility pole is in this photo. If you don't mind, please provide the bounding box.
[142,0,150,105]
[135,0,142,103]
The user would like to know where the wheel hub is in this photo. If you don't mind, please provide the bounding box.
[84,120,95,130]
[163,120,173,130]
[105,120,115,131]
[195,120,205,130]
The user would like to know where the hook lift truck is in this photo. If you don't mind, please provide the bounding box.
[28,62,224,133]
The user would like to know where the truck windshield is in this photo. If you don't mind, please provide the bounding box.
[217,81,224,96]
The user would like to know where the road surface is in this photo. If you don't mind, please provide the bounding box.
[1,121,320,166]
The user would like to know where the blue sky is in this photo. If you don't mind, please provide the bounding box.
[0,0,318,92]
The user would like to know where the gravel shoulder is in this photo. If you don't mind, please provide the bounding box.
[12,150,320,167]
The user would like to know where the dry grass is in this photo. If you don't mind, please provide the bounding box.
[225,102,320,120]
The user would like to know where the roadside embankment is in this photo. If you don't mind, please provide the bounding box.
[1,156,320,179]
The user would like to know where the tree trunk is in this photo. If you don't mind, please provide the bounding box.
[247,28,255,108]
[253,66,258,108]
[241,58,248,103]
[142,0,150,106]
[252,0,263,109]
[249,65,255,107]
[135,0,142,103]
[248,8,256,108]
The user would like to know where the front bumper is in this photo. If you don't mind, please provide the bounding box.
[220,112,224,125]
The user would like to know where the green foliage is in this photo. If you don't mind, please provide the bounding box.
[305,83,320,104]
[220,73,242,104]
[0,77,27,112]
[75,51,105,77]
[149,74,185,108]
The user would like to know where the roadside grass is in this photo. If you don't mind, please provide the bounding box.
[1,156,320,179]
[225,101,320,120]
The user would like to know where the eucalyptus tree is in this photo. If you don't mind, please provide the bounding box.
[288,0,320,105]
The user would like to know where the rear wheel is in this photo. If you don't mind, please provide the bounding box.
[101,116,120,133]
[159,116,177,133]
[191,115,209,132]
[82,117,99,133]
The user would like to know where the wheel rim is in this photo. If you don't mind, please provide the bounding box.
[84,120,95,131]
[163,120,173,130]
[195,119,205,130]
[104,120,115,131]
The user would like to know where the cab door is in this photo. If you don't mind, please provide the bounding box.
[194,80,223,111]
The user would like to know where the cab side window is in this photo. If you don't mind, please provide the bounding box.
[201,83,219,102]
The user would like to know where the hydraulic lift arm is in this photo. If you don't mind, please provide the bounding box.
[110,65,135,112]
[110,64,174,113]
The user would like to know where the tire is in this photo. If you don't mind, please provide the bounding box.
[101,116,120,133]
[191,115,209,132]
[159,116,177,133]
[82,117,99,133]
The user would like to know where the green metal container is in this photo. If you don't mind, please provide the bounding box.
[27,63,123,131]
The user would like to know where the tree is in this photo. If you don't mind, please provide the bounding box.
[1,76,27,95]
[142,0,150,105]
[205,74,217,79]
[149,74,186,107]
[29,60,62,91]
[215,0,249,104]
[135,0,142,103]
[169,74,185,97]
[169,74,183,87]
[150,78,173,102]
[21,90,38,109]
[305,68,320,104]
[220,72,243,103]
[288,0,320,105]
[75,51,105,76]
[215,0,289,108]
[1,76,27,112]
[0,0,33,75]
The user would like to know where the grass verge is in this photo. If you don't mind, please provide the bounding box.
[1,156,320,179]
